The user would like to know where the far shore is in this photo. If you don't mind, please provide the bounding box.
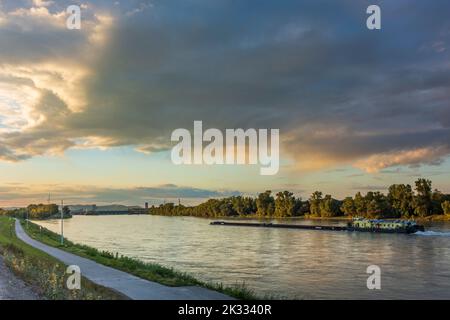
[143,213,450,223]
[230,214,450,223]
[38,212,450,224]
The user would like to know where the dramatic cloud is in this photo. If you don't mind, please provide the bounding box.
[354,146,450,173]
[1,0,450,173]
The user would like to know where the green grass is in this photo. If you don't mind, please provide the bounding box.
[22,219,258,300]
[0,216,126,300]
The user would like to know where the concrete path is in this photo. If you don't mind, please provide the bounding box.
[15,219,232,300]
[0,255,41,300]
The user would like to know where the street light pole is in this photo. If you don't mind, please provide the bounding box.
[60,199,64,245]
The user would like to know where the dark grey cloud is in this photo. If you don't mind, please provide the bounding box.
[1,0,450,171]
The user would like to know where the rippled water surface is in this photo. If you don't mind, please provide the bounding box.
[35,215,450,299]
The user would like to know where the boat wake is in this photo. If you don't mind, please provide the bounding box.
[414,231,450,237]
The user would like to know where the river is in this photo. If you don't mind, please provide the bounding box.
[34,215,450,299]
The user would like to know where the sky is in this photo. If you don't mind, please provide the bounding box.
[1,0,450,206]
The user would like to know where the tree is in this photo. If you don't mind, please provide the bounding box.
[354,192,366,216]
[230,196,256,215]
[442,201,450,216]
[366,192,389,218]
[27,203,59,220]
[431,189,444,215]
[413,179,433,217]
[299,201,309,216]
[319,195,341,217]
[231,196,245,215]
[388,184,413,217]
[147,179,444,219]
[219,201,234,216]
[274,191,300,217]
[62,206,71,217]
[308,191,323,216]
[341,197,356,216]
[206,199,222,217]
[243,197,257,215]
[256,191,275,216]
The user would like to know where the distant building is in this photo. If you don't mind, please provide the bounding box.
[128,207,147,215]
[145,202,148,209]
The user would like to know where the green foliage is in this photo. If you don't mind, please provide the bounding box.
[256,190,275,216]
[365,192,390,218]
[308,191,323,216]
[442,201,450,216]
[274,191,301,217]
[308,192,341,217]
[319,195,341,217]
[149,196,256,218]
[148,190,305,218]
[231,196,256,215]
[354,192,366,216]
[339,179,448,218]
[341,197,356,216]
[413,179,433,217]
[142,178,450,219]
[0,208,27,218]
[388,184,413,217]
[27,204,59,220]
[431,189,445,215]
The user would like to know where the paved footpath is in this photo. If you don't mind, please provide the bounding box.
[15,219,232,300]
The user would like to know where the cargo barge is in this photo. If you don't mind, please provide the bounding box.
[210,218,425,234]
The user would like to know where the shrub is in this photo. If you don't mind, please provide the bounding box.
[442,201,450,216]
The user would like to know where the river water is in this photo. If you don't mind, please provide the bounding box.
[34,215,450,299]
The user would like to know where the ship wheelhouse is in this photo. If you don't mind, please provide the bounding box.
[349,217,421,233]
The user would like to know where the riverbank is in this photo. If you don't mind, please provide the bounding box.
[300,214,450,223]
[22,219,256,299]
[152,213,450,223]
[0,216,125,300]
[413,215,450,222]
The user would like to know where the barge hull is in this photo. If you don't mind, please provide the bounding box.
[210,221,422,234]
[210,221,347,231]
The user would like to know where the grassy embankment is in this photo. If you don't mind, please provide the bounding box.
[300,214,450,222]
[0,216,125,300]
[413,215,450,222]
[21,219,257,299]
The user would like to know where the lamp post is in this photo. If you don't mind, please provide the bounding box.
[60,200,64,245]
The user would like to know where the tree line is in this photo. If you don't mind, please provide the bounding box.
[149,179,450,218]
[0,204,71,220]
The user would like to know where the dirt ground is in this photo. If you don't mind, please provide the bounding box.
[0,255,41,300]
